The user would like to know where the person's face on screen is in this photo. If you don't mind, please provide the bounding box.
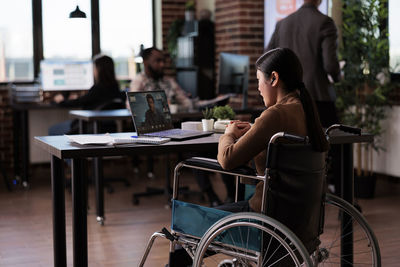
[147,97,155,112]
[257,70,277,107]
[146,50,165,80]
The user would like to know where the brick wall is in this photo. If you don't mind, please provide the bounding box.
[215,0,265,108]
[161,0,188,76]
[0,87,13,176]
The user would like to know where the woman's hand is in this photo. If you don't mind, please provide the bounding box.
[225,121,251,139]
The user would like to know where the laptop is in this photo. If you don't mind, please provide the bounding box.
[126,90,213,140]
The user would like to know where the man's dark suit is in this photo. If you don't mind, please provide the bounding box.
[266,3,340,127]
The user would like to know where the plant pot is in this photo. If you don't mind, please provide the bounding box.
[169,104,178,114]
[185,10,195,21]
[354,174,377,199]
[201,119,214,132]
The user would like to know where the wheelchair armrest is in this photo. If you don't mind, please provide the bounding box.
[184,157,257,177]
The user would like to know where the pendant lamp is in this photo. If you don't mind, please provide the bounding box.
[69,5,86,18]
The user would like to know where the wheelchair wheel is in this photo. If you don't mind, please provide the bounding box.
[317,193,381,266]
[193,212,313,267]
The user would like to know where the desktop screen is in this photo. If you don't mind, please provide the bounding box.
[40,60,94,91]
[218,52,249,109]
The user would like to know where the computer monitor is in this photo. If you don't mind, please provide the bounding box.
[40,59,94,91]
[217,52,249,109]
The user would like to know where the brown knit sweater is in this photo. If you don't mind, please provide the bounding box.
[217,92,308,212]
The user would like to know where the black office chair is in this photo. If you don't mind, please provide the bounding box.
[1,160,11,191]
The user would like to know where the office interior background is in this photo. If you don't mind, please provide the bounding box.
[1,0,400,177]
[0,0,400,265]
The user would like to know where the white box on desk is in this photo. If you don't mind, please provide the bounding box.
[181,121,203,131]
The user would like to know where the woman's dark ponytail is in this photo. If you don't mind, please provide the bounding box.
[256,48,329,152]
[297,82,329,152]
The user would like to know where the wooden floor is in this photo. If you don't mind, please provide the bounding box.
[0,157,399,266]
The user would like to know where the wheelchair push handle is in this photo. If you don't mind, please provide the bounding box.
[325,124,361,136]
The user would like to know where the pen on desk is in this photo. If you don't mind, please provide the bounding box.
[131,135,138,138]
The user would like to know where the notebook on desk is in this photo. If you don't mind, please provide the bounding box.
[126,90,213,140]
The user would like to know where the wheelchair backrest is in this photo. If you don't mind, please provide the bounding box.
[265,143,326,253]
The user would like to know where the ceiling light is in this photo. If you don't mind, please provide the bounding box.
[69,5,86,18]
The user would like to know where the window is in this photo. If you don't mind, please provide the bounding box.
[0,0,33,82]
[389,0,400,73]
[42,0,91,60]
[99,0,153,79]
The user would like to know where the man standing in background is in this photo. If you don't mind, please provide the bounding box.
[266,0,341,194]
[266,0,341,127]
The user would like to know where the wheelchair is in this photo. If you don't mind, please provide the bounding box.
[139,125,381,266]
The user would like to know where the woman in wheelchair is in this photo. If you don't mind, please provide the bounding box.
[217,47,329,213]
[168,47,330,266]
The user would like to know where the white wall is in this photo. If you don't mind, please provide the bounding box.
[29,109,70,163]
[371,106,400,177]
[155,0,163,49]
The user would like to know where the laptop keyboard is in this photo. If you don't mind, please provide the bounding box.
[145,128,198,137]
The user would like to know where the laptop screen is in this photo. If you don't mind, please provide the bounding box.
[127,90,174,134]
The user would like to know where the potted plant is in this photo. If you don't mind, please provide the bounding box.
[166,19,184,65]
[169,95,179,114]
[185,0,195,21]
[213,105,236,132]
[335,0,395,198]
[201,107,214,131]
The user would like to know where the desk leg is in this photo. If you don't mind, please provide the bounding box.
[71,159,88,267]
[12,110,20,185]
[92,121,105,225]
[340,143,354,267]
[21,110,29,188]
[51,156,67,267]
[94,157,104,225]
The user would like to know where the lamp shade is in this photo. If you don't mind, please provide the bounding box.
[69,5,86,18]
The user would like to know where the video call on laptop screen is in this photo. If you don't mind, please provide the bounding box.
[128,91,173,134]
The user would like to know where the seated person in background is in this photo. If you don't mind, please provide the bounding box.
[49,54,123,135]
[129,47,192,111]
[144,93,167,127]
[167,48,329,266]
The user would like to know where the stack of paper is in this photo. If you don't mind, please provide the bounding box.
[65,134,170,145]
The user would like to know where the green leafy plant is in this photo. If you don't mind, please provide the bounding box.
[335,0,395,176]
[213,105,236,120]
[185,0,195,11]
[166,19,184,64]
[202,107,214,120]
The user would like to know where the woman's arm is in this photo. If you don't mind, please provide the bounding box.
[58,88,97,108]
[217,108,281,170]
